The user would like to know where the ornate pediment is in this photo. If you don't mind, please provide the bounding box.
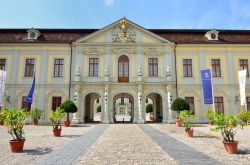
[111,19,136,43]
[85,48,104,55]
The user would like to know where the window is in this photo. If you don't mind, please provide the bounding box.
[89,58,99,76]
[214,97,224,114]
[185,97,195,114]
[118,55,129,82]
[246,97,250,112]
[239,59,249,77]
[211,59,221,77]
[22,96,31,111]
[148,58,158,77]
[52,97,62,110]
[54,59,64,77]
[183,59,192,77]
[24,59,35,77]
[0,59,6,70]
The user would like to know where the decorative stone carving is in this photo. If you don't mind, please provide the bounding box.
[74,66,80,81]
[75,66,80,76]
[111,19,136,43]
[137,67,142,76]
[105,66,109,76]
[144,48,161,56]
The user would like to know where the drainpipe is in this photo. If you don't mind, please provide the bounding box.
[174,44,178,98]
[68,43,73,100]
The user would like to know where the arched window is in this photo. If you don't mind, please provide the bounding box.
[118,55,129,82]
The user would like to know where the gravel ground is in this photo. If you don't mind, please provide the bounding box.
[151,124,250,165]
[0,124,96,165]
[76,124,177,165]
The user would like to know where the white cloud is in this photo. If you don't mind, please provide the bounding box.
[104,0,114,6]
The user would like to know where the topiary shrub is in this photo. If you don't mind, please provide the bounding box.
[171,98,190,114]
[146,104,153,113]
[96,106,101,113]
[60,100,77,121]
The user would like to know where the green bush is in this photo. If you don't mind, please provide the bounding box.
[237,110,250,125]
[211,113,245,142]
[3,108,28,140]
[96,106,101,113]
[146,104,153,113]
[171,98,190,114]
[49,108,65,130]
[60,100,78,121]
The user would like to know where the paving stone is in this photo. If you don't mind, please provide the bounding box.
[32,125,108,165]
[138,125,223,165]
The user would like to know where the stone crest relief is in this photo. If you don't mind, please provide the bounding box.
[111,19,136,43]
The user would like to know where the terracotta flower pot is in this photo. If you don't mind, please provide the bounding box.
[208,121,214,125]
[53,128,62,137]
[185,129,194,137]
[223,141,238,154]
[64,121,70,127]
[32,119,38,125]
[0,121,3,125]
[176,118,182,127]
[9,139,25,153]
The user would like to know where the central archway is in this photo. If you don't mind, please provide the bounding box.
[146,93,163,122]
[113,93,134,123]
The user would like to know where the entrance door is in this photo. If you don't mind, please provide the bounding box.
[118,55,129,82]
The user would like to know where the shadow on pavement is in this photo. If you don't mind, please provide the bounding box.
[60,135,82,138]
[23,147,53,155]
[238,149,250,155]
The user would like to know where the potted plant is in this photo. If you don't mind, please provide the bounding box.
[0,110,6,125]
[179,110,196,137]
[237,110,250,125]
[49,108,65,137]
[3,108,28,152]
[60,100,77,127]
[204,109,216,125]
[29,108,43,125]
[211,113,245,154]
[171,98,190,127]
[146,104,153,120]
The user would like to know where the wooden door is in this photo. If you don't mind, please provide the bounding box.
[118,55,129,82]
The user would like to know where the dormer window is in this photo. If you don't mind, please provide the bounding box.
[205,30,219,41]
[27,28,41,40]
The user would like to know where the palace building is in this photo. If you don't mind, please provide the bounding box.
[1,18,250,124]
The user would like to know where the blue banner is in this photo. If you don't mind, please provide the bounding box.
[25,70,35,104]
[200,69,213,104]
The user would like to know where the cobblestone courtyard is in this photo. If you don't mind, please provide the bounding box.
[0,124,249,165]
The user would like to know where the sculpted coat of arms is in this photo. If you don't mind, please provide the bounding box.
[111,19,136,43]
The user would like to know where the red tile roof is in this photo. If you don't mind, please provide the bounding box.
[0,28,250,44]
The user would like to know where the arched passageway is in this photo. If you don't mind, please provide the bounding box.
[146,93,163,122]
[113,93,134,123]
[84,93,101,123]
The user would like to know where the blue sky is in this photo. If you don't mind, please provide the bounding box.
[0,0,250,29]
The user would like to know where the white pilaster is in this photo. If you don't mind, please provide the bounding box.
[72,85,81,123]
[167,85,174,123]
[137,84,145,123]
[102,84,110,124]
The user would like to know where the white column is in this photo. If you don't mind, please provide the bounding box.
[102,85,110,124]
[167,85,174,123]
[72,85,81,123]
[162,94,168,123]
[137,84,145,123]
